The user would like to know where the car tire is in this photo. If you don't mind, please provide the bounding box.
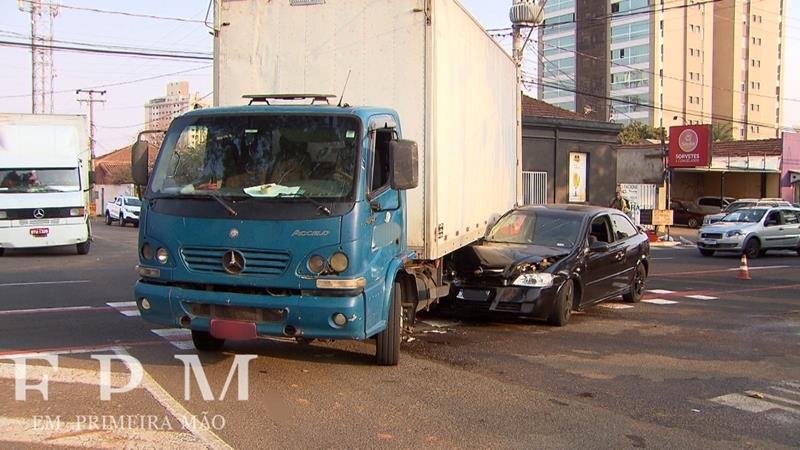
[119,213,125,227]
[743,238,761,259]
[375,281,402,366]
[105,212,112,225]
[191,330,225,352]
[687,217,699,228]
[547,279,574,327]
[623,264,646,303]
[76,241,90,255]
[699,249,715,257]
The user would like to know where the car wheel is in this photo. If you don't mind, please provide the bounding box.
[119,213,125,227]
[547,279,574,327]
[687,217,699,228]
[375,281,402,366]
[743,238,761,259]
[623,264,646,303]
[699,249,715,257]
[191,330,225,352]
[105,212,112,225]
[76,241,90,255]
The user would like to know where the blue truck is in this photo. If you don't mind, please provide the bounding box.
[132,0,518,365]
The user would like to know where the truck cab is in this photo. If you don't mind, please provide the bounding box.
[133,100,418,365]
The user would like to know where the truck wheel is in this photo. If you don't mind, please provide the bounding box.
[547,279,574,326]
[76,241,91,255]
[623,265,646,303]
[119,213,125,227]
[191,330,225,352]
[105,212,112,225]
[699,249,715,257]
[375,281,402,366]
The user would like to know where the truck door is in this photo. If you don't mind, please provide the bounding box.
[363,123,404,330]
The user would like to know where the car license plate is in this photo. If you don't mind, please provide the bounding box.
[703,240,717,245]
[456,289,491,301]
[29,228,49,237]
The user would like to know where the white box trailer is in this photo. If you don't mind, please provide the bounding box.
[214,0,519,260]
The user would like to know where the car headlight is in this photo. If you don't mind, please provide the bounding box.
[69,207,85,217]
[513,273,554,288]
[155,247,169,264]
[726,230,744,238]
[330,252,349,272]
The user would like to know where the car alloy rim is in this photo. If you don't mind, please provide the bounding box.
[563,282,572,319]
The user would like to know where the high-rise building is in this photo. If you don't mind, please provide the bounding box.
[144,81,208,144]
[536,0,785,139]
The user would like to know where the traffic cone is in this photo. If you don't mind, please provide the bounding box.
[737,254,751,280]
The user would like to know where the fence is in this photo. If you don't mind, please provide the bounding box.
[522,171,548,205]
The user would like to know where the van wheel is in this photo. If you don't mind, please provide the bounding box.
[623,265,646,303]
[76,241,91,255]
[105,212,112,225]
[547,279,574,326]
[375,281,402,366]
[191,330,225,352]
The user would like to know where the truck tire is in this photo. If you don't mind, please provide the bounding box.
[547,279,574,326]
[105,211,112,225]
[76,241,91,255]
[0,248,4,257]
[375,281,401,366]
[119,213,125,227]
[192,330,225,352]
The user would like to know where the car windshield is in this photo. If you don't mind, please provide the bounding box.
[124,198,141,207]
[149,114,360,201]
[486,211,582,249]
[0,168,80,193]
[720,208,766,223]
[723,201,754,213]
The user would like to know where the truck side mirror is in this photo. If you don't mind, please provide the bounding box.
[131,141,149,186]
[389,139,418,191]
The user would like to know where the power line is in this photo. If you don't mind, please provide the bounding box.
[0,65,212,99]
[17,0,206,24]
[0,29,210,57]
[0,39,212,61]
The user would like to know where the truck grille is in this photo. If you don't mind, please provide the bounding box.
[181,247,291,277]
[701,233,723,239]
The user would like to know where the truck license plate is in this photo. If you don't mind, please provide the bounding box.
[29,228,49,237]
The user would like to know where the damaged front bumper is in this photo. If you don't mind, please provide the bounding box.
[449,283,559,318]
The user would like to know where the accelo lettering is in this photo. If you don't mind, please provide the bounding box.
[292,230,331,237]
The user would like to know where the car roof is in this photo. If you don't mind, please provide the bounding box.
[515,204,615,216]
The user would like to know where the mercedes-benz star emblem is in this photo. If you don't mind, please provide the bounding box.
[222,250,245,275]
[229,228,239,239]
[33,209,45,219]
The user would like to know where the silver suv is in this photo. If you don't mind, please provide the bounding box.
[697,207,800,258]
[703,198,793,225]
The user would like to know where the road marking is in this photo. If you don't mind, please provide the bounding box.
[106,301,140,317]
[654,265,792,277]
[641,299,679,305]
[771,386,800,398]
[107,301,137,308]
[710,393,800,415]
[113,347,233,450]
[598,303,634,310]
[0,305,108,316]
[0,362,132,388]
[726,265,790,272]
[0,280,90,287]
[746,391,800,407]
[648,289,676,295]
[151,329,194,350]
[685,295,718,300]
[651,257,674,260]
[0,341,162,359]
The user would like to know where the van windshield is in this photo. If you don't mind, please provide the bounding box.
[149,114,360,201]
[0,168,80,193]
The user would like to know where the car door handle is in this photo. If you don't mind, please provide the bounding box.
[615,252,625,261]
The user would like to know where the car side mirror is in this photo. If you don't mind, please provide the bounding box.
[389,139,419,191]
[589,241,610,253]
[131,140,149,186]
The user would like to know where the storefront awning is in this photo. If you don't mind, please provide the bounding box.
[673,167,780,174]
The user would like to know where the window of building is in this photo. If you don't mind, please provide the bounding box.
[612,2,620,13]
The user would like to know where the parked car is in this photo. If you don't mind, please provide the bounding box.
[447,205,650,326]
[703,198,793,225]
[671,199,705,228]
[697,207,800,258]
[692,196,736,215]
[104,196,141,227]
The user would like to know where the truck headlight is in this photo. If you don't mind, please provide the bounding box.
[513,273,553,288]
[69,207,85,217]
[330,252,349,272]
[726,230,744,238]
[141,243,154,260]
[156,247,169,264]
[307,255,326,274]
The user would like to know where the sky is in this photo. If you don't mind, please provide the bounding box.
[0,1,798,154]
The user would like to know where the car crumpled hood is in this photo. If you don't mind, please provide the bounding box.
[451,241,569,278]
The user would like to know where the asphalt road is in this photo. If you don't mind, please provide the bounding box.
[0,221,798,449]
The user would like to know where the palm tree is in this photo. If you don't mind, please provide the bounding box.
[712,122,734,142]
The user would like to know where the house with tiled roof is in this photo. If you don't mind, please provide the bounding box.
[92,142,159,215]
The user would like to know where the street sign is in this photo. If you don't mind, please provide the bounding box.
[668,125,711,168]
[652,209,674,226]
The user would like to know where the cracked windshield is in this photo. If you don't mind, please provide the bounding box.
[150,115,359,200]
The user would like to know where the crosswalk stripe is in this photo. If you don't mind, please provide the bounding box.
[106,301,137,308]
[647,289,675,295]
[771,386,800,398]
[685,295,717,300]
[747,391,800,407]
[120,310,141,317]
[642,298,679,305]
[710,393,800,414]
[598,303,634,310]
[151,329,192,339]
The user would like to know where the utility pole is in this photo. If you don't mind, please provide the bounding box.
[18,0,59,114]
[76,89,106,161]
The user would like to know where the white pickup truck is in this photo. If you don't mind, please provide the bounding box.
[104,196,141,227]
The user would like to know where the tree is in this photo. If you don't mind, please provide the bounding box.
[711,121,733,142]
[618,121,665,144]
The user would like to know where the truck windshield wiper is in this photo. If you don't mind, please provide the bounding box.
[276,193,332,216]
[204,191,238,216]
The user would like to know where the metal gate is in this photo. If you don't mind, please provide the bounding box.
[522,171,548,205]
[619,183,658,225]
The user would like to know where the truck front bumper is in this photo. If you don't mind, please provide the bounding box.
[0,220,88,248]
[135,280,367,340]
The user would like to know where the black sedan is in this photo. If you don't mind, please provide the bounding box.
[447,205,651,326]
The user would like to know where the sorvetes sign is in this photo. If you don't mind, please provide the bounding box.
[668,125,711,168]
